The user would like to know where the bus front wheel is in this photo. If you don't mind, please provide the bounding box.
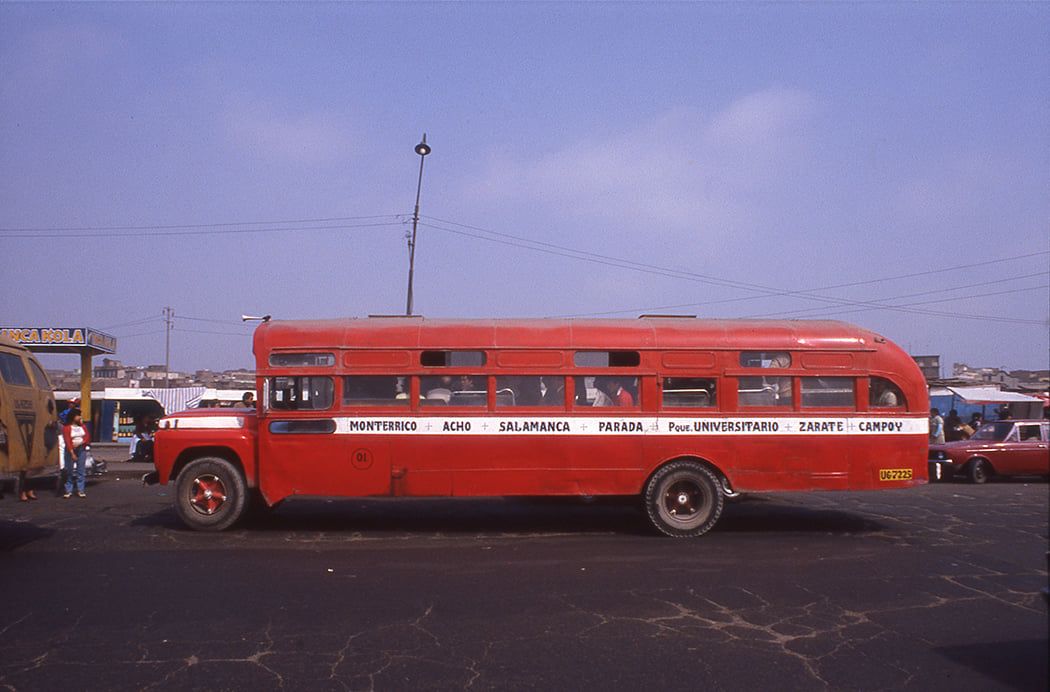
[174,457,247,531]
[644,461,724,538]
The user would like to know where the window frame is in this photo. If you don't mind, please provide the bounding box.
[341,375,409,408]
[660,376,719,410]
[735,375,795,410]
[267,375,335,411]
[494,375,568,410]
[799,376,857,410]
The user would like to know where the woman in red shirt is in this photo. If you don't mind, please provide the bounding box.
[62,408,91,498]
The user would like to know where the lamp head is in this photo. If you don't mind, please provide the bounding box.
[414,133,431,157]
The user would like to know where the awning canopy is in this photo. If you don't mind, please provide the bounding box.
[945,386,1043,404]
[144,387,207,414]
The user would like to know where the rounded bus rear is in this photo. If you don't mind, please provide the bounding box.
[0,337,60,488]
[153,317,929,535]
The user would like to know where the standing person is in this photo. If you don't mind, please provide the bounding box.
[929,408,945,444]
[62,408,91,498]
[17,470,37,502]
[944,409,964,442]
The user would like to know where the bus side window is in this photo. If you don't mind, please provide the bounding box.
[269,376,334,410]
[662,377,716,408]
[574,376,638,408]
[740,351,791,368]
[0,352,32,386]
[495,376,564,407]
[738,376,792,407]
[421,374,487,407]
[801,377,855,408]
[343,376,407,407]
[869,377,905,408]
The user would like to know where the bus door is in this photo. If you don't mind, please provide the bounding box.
[258,374,389,499]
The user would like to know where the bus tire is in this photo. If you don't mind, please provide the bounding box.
[645,461,724,538]
[967,459,991,485]
[174,457,247,531]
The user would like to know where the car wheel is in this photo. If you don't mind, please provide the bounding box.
[968,459,990,484]
[644,461,724,537]
[174,457,247,531]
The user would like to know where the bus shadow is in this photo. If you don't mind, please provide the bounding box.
[717,496,886,534]
[935,639,1048,691]
[130,497,885,537]
[127,498,651,535]
[0,519,56,552]
[247,497,654,536]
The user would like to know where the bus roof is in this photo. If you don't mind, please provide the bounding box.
[255,318,881,353]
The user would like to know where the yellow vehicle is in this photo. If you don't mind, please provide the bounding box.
[0,337,59,490]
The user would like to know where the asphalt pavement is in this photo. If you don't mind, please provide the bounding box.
[1,455,1047,691]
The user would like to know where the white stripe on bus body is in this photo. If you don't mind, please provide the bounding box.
[163,415,928,435]
[328,416,929,436]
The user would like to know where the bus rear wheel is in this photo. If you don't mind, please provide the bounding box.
[645,461,724,537]
[174,457,247,531]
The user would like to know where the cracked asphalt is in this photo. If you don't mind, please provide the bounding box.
[1,461,1047,691]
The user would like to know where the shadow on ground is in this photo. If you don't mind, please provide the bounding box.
[936,639,1049,691]
[130,496,884,537]
[0,519,56,552]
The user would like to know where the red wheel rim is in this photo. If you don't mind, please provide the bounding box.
[189,474,227,516]
[663,479,702,519]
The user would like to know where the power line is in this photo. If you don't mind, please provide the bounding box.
[2,220,405,239]
[425,215,1049,294]
[565,271,1047,321]
[100,315,164,330]
[420,216,1049,320]
[753,284,1049,325]
[174,327,254,337]
[741,273,1048,320]
[177,315,253,327]
[0,213,402,233]
[111,329,167,339]
[558,257,1050,317]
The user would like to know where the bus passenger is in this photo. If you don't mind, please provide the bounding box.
[591,377,613,407]
[608,377,634,407]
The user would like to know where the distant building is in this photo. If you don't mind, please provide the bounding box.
[93,358,126,379]
[912,355,940,381]
[952,363,1021,388]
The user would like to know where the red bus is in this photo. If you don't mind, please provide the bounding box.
[147,317,929,536]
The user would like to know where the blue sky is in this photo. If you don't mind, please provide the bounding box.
[2,2,1047,374]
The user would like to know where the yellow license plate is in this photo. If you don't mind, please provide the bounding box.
[879,468,913,481]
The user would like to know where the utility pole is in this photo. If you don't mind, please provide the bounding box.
[405,133,432,316]
[163,306,174,389]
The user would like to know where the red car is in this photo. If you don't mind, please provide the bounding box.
[929,420,1049,483]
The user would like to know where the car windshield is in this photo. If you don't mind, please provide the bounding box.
[970,422,1013,441]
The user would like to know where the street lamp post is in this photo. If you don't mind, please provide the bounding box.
[405,133,431,316]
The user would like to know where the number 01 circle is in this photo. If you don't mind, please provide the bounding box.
[352,448,374,470]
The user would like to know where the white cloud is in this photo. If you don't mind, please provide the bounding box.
[465,87,817,240]
[227,104,356,166]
